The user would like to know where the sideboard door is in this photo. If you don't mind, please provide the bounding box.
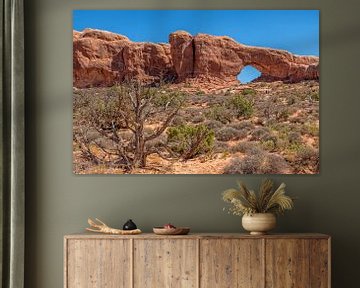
[200,239,264,288]
[266,239,310,288]
[66,239,131,288]
[265,238,329,288]
[310,239,330,288]
[133,239,198,288]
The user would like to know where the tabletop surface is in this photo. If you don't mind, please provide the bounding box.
[64,232,330,240]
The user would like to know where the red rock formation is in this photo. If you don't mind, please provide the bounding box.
[73,29,175,88]
[73,29,319,88]
[170,32,319,84]
[169,31,194,81]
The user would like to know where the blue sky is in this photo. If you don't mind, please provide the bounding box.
[73,10,319,83]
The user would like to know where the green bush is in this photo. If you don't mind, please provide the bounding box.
[241,88,256,96]
[205,105,233,124]
[261,139,277,151]
[153,91,185,108]
[167,124,215,159]
[77,89,125,131]
[228,94,254,118]
[293,145,319,173]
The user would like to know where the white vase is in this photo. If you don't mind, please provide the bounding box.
[242,213,276,235]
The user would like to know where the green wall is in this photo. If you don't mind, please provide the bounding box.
[24,0,360,287]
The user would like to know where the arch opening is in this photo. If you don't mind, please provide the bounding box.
[238,65,262,84]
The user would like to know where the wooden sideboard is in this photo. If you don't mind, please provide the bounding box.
[64,233,330,288]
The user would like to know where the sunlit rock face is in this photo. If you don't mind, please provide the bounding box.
[73,29,319,88]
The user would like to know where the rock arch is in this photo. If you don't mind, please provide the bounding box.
[170,31,319,84]
[73,29,319,88]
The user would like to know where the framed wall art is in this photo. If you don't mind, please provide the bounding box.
[72,10,319,175]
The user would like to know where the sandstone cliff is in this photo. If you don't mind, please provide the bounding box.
[73,29,319,88]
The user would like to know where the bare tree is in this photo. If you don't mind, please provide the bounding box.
[74,81,184,171]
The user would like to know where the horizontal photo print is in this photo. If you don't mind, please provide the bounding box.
[73,10,319,175]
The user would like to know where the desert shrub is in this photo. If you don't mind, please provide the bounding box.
[75,87,127,131]
[153,90,185,107]
[81,128,102,142]
[288,131,302,144]
[259,97,295,122]
[216,127,248,142]
[228,94,254,118]
[92,137,117,151]
[276,108,290,121]
[195,89,205,95]
[241,88,256,96]
[203,120,224,131]
[214,141,230,153]
[284,142,303,153]
[145,134,167,149]
[118,130,133,141]
[289,116,305,124]
[189,95,205,105]
[297,145,318,160]
[171,115,186,126]
[230,141,263,155]
[167,124,215,159]
[263,154,291,174]
[265,125,303,152]
[192,114,206,123]
[73,90,91,112]
[74,82,183,170]
[287,96,296,105]
[291,145,319,173]
[228,121,255,131]
[224,156,262,174]
[309,91,320,101]
[182,107,205,122]
[205,105,233,124]
[261,139,277,151]
[250,127,274,141]
[223,152,289,174]
[302,122,319,137]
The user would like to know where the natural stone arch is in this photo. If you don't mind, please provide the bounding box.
[73,29,319,88]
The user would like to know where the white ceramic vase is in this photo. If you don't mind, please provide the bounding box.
[242,213,276,235]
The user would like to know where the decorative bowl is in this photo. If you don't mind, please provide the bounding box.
[153,227,190,235]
